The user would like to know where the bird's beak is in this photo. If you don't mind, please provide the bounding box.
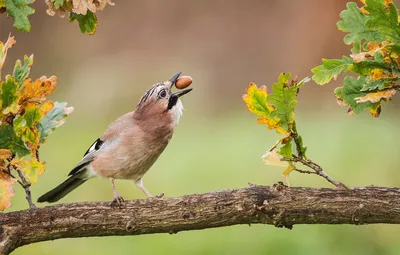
[169,72,182,88]
[171,88,192,98]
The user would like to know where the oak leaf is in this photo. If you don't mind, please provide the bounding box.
[20,76,56,104]
[0,171,16,211]
[355,88,396,103]
[0,149,12,160]
[11,157,45,184]
[0,35,16,77]
[4,0,35,32]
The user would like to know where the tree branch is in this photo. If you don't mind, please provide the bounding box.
[2,185,400,254]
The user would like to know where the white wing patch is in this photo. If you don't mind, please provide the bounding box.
[84,138,104,156]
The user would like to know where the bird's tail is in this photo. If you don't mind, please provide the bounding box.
[37,170,89,203]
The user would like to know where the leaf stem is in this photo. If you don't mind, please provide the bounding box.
[290,121,304,158]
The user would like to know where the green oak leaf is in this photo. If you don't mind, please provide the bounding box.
[278,138,292,158]
[4,0,35,32]
[360,78,399,91]
[337,2,386,45]
[335,76,380,115]
[312,56,353,85]
[292,122,307,157]
[364,0,400,44]
[69,11,98,35]
[13,115,26,134]
[350,59,391,75]
[38,102,74,143]
[23,104,42,128]
[0,124,29,156]
[267,73,305,132]
[297,135,307,157]
[13,54,33,86]
[385,44,400,54]
[1,76,19,110]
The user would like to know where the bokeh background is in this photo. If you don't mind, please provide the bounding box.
[1,0,400,254]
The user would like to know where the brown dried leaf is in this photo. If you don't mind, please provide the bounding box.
[71,0,114,15]
[0,35,16,80]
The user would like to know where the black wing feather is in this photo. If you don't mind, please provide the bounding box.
[68,138,104,176]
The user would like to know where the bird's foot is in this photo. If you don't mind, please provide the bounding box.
[155,192,164,198]
[110,195,125,208]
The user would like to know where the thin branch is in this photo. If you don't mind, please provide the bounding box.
[1,185,400,254]
[294,168,316,174]
[282,157,347,189]
[16,169,36,209]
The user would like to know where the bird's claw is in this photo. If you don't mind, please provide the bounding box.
[155,193,164,198]
[110,195,125,208]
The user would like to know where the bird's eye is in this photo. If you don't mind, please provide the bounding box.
[158,89,167,99]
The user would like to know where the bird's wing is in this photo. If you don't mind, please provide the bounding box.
[67,112,134,177]
[68,138,105,176]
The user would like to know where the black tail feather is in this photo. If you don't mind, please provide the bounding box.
[37,175,87,203]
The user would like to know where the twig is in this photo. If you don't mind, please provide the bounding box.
[16,169,36,209]
[283,122,347,189]
[282,157,347,189]
[294,168,316,175]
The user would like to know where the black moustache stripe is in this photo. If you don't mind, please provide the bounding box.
[167,96,178,110]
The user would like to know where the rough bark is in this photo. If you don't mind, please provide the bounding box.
[1,184,400,254]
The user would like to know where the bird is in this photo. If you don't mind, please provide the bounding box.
[37,72,192,206]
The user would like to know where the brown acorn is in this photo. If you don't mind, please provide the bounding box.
[175,76,193,89]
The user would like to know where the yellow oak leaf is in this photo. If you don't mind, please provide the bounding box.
[40,101,54,116]
[257,117,289,135]
[11,158,46,184]
[243,82,287,134]
[243,83,275,116]
[0,171,16,211]
[20,76,57,104]
[282,163,295,176]
[282,163,295,186]
[355,89,396,103]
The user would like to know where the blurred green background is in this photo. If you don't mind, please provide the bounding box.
[1,0,400,254]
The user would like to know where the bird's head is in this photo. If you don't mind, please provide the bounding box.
[135,72,192,126]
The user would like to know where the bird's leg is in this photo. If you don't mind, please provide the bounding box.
[135,178,164,198]
[110,177,124,207]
